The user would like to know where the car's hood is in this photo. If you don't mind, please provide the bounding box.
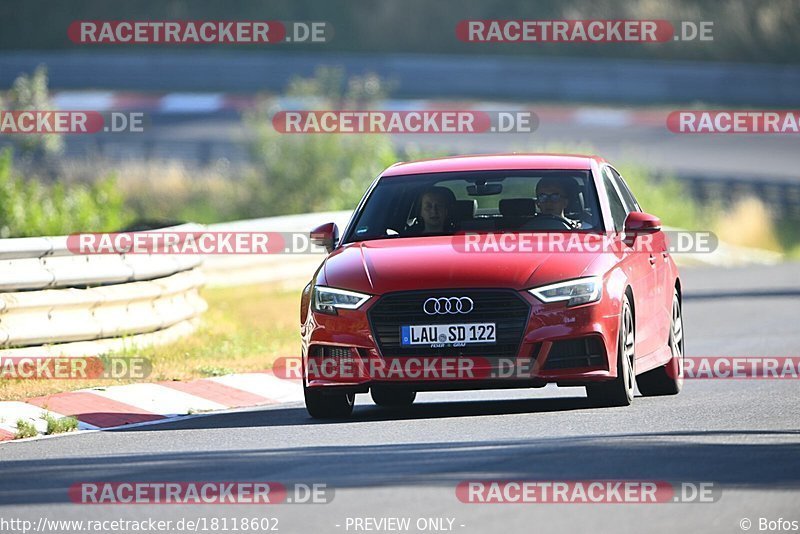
[319,235,606,294]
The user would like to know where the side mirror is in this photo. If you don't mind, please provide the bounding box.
[622,211,661,245]
[624,211,661,234]
[310,222,339,253]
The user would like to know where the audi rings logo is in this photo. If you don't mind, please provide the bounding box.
[423,297,474,315]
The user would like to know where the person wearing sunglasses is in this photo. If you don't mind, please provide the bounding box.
[534,177,581,229]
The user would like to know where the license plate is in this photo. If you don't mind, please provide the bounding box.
[400,323,496,346]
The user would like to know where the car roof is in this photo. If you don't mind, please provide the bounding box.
[380,153,605,177]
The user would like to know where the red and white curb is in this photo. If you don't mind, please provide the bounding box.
[51,90,666,128]
[0,372,302,442]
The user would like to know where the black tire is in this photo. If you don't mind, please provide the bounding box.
[371,387,416,408]
[586,295,635,407]
[637,289,684,396]
[304,386,355,419]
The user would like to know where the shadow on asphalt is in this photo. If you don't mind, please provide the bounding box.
[115,395,598,430]
[1,423,800,506]
[1,391,800,506]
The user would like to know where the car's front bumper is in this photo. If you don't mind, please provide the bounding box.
[302,290,622,391]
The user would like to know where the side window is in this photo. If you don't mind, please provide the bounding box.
[608,167,641,212]
[602,173,628,232]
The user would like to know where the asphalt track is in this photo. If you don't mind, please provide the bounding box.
[1,261,798,534]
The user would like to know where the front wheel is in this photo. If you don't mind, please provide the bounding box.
[304,386,355,419]
[586,295,635,407]
[637,289,684,396]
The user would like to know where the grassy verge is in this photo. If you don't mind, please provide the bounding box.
[10,413,79,440]
[0,283,302,401]
[42,413,78,435]
[14,419,37,439]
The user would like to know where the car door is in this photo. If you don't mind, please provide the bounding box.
[601,167,659,357]
[608,166,671,351]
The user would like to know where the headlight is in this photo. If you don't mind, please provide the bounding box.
[312,286,371,315]
[528,276,603,307]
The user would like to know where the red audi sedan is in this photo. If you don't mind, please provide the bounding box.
[301,154,684,418]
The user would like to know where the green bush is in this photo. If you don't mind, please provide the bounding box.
[0,148,133,237]
[243,67,404,216]
[115,160,256,224]
[41,413,78,435]
[615,163,711,229]
[4,65,63,158]
[244,130,398,216]
[14,419,37,439]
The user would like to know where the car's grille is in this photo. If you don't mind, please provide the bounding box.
[367,289,530,358]
[542,336,606,370]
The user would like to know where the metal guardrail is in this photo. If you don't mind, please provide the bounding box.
[0,215,344,356]
[0,224,207,355]
[201,211,351,287]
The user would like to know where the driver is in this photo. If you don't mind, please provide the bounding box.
[535,177,581,229]
[406,186,456,235]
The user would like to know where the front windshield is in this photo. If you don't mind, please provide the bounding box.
[344,170,602,244]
